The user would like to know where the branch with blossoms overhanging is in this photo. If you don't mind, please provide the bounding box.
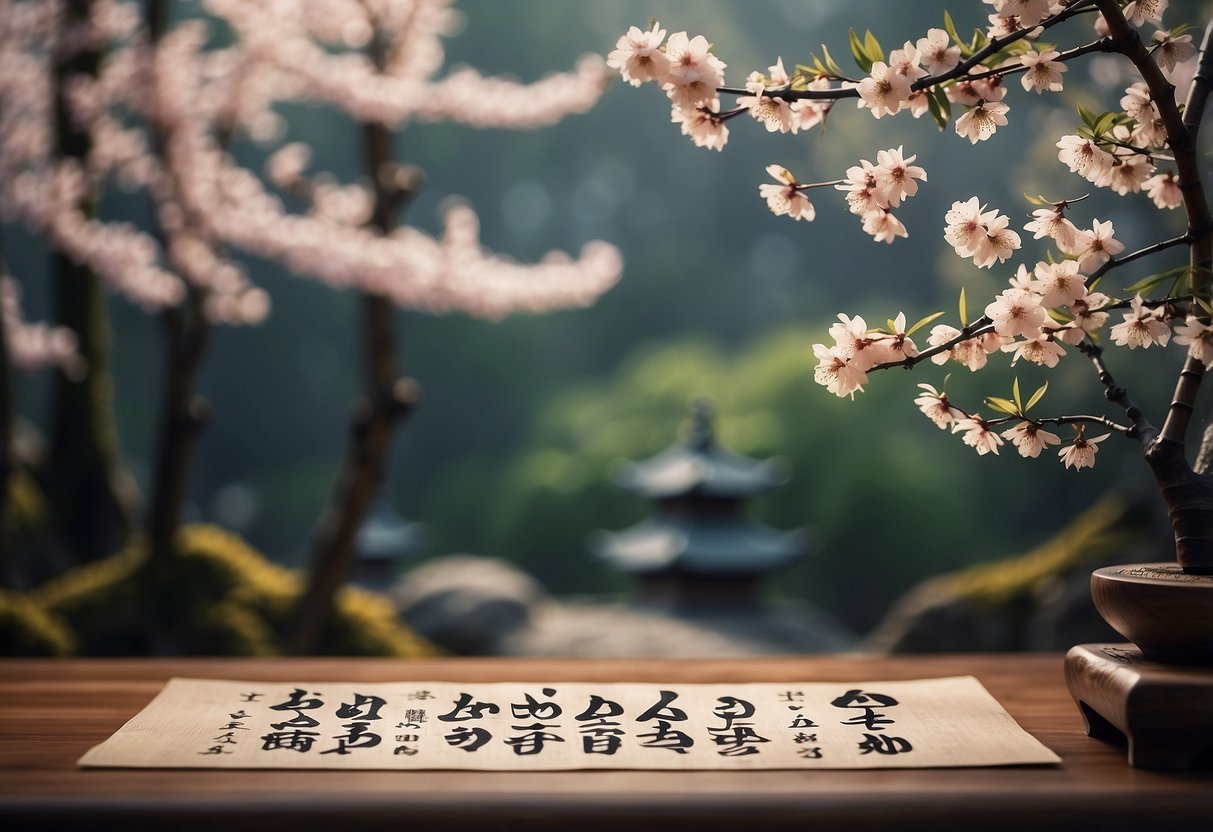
[613,0,1213,574]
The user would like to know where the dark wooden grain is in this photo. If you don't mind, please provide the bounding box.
[1,655,1210,831]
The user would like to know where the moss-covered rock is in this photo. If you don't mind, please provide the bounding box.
[0,588,74,656]
[28,524,433,657]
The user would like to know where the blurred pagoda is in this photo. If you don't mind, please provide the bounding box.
[593,400,806,609]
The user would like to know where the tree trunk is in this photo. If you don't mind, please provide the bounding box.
[1145,438,1213,574]
[45,0,136,564]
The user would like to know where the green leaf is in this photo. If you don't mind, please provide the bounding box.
[959,287,968,326]
[985,396,1019,416]
[864,30,884,64]
[907,310,946,336]
[1023,193,1046,206]
[820,44,847,78]
[1077,104,1099,130]
[1026,381,1049,412]
[1092,111,1118,136]
[942,10,966,56]
[849,29,874,73]
[1013,377,1023,412]
[927,86,951,131]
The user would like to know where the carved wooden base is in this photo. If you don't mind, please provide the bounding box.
[1065,644,1213,771]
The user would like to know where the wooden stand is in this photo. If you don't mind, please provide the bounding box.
[1065,643,1213,771]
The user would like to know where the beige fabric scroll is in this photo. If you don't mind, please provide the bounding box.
[79,676,1059,770]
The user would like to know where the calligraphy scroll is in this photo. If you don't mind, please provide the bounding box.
[79,676,1059,770]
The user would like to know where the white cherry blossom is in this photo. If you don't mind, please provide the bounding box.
[1020,48,1066,94]
[1032,260,1087,307]
[1173,316,1213,367]
[1002,422,1062,458]
[1109,295,1171,348]
[985,287,1047,338]
[1143,171,1183,208]
[915,383,965,428]
[916,29,960,75]
[1073,220,1125,271]
[759,164,814,221]
[1059,432,1111,470]
[857,61,912,118]
[953,416,1004,455]
[607,23,671,87]
[955,100,1009,143]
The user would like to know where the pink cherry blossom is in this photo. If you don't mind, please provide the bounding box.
[1073,220,1125,271]
[740,59,797,133]
[1124,0,1169,28]
[915,383,965,429]
[927,324,1003,371]
[1173,316,1213,367]
[973,211,1021,268]
[1020,48,1066,94]
[1109,295,1171,349]
[759,165,815,221]
[663,32,726,110]
[985,288,1047,338]
[943,197,991,262]
[791,78,835,131]
[608,23,671,87]
[1059,432,1111,470]
[1152,31,1196,73]
[1024,207,1081,253]
[955,100,1009,144]
[1057,135,1114,182]
[1106,155,1154,195]
[861,208,907,244]
[873,146,927,207]
[1,276,79,373]
[857,61,912,118]
[672,103,729,151]
[1143,171,1183,208]
[1032,259,1087,307]
[866,311,920,364]
[986,0,1054,28]
[953,416,1003,455]
[916,29,960,76]
[1002,422,1062,458]
[812,343,868,398]
[1002,335,1067,367]
[887,41,927,82]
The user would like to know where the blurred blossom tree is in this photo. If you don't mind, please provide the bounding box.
[0,0,621,649]
[613,0,1213,575]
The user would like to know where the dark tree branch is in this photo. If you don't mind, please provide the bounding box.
[871,317,994,371]
[1075,340,1157,442]
[1088,232,1193,283]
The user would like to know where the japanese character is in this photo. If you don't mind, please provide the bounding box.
[437,693,501,722]
[399,708,427,729]
[240,692,264,703]
[197,746,232,755]
[269,689,324,712]
[575,695,624,721]
[635,690,688,723]
[336,693,386,721]
[580,726,625,755]
[840,710,896,731]
[261,730,320,752]
[858,734,913,755]
[229,710,251,720]
[320,722,382,755]
[797,746,823,759]
[393,745,419,756]
[709,725,771,757]
[408,690,435,701]
[789,715,819,729]
[792,732,818,744]
[444,726,492,752]
[510,689,562,721]
[713,696,757,723]
[504,724,565,756]
[830,689,900,709]
[636,720,694,754]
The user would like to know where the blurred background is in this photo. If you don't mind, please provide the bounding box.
[5,0,1207,656]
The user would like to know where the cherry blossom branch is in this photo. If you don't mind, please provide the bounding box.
[719,0,1098,103]
[962,37,1113,83]
[871,316,994,371]
[1087,231,1194,282]
[1074,339,1157,443]
[985,413,1134,434]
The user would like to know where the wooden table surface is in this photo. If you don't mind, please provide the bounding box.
[1,654,1210,831]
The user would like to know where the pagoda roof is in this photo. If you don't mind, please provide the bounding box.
[593,515,806,575]
[613,402,787,499]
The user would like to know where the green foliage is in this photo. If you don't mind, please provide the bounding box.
[483,326,1117,631]
[29,525,433,657]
